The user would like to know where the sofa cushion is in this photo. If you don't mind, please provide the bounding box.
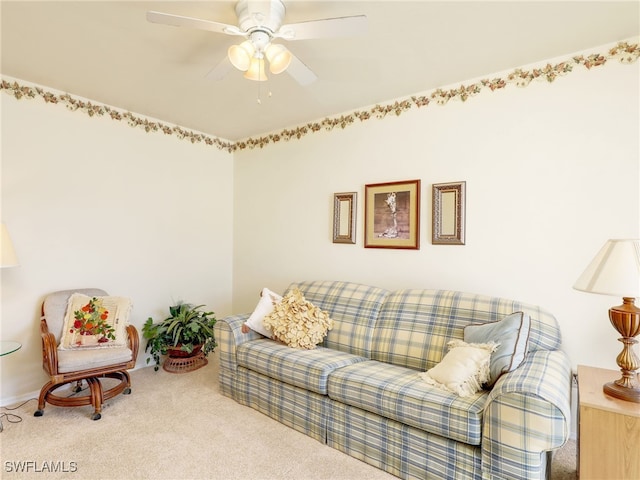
[372,289,561,372]
[287,281,389,357]
[237,338,368,395]
[327,360,488,445]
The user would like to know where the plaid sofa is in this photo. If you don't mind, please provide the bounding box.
[215,281,572,480]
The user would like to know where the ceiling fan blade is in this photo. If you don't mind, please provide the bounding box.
[205,57,234,82]
[276,15,367,41]
[285,54,317,86]
[146,11,244,36]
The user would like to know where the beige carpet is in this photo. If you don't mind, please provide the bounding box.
[0,356,576,479]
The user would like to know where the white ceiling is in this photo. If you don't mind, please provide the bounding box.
[2,1,639,141]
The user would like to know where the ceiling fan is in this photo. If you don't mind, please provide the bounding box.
[147,0,367,85]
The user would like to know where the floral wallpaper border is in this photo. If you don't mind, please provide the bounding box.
[2,40,638,154]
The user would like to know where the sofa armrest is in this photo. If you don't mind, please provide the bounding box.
[214,313,260,373]
[482,349,572,480]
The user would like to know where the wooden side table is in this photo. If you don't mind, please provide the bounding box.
[577,365,640,480]
[1,341,22,432]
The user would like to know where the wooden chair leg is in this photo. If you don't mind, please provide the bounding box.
[119,370,132,394]
[35,372,132,420]
[87,377,104,420]
[34,380,56,416]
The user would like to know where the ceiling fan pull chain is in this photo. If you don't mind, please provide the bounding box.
[256,85,273,105]
[257,74,261,104]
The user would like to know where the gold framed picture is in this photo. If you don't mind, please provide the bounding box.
[364,179,420,249]
[432,181,466,245]
[332,192,357,244]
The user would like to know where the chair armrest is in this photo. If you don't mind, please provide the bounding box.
[126,324,140,362]
[40,318,59,375]
[482,349,572,480]
[214,313,261,373]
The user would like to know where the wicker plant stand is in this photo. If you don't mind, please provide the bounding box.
[163,351,208,373]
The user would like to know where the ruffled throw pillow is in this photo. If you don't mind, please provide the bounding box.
[263,288,334,349]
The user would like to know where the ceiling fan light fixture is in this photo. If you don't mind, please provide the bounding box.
[265,43,292,74]
[148,1,368,86]
[228,40,255,71]
[244,57,268,81]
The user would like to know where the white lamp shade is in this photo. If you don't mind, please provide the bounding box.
[0,223,19,268]
[574,239,640,297]
[265,44,292,74]
[228,41,255,72]
[243,57,267,81]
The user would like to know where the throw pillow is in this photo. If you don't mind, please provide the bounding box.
[463,311,531,386]
[263,288,334,349]
[59,293,131,350]
[244,287,283,337]
[419,340,498,397]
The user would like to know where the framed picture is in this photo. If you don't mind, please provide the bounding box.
[432,181,466,245]
[332,192,357,244]
[364,179,420,249]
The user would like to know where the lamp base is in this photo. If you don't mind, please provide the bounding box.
[604,379,640,403]
[604,298,640,403]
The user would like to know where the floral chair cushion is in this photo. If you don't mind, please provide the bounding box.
[59,293,131,350]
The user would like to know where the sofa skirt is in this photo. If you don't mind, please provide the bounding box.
[235,366,327,442]
[326,401,482,480]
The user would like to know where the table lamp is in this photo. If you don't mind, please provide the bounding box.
[1,223,19,268]
[574,239,640,403]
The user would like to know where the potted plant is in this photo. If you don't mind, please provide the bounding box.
[142,302,217,372]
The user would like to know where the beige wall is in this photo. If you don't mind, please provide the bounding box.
[1,42,638,406]
[232,55,640,373]
[1,88,234,403]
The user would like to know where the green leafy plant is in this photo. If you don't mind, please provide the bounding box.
[142,302,217,371]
